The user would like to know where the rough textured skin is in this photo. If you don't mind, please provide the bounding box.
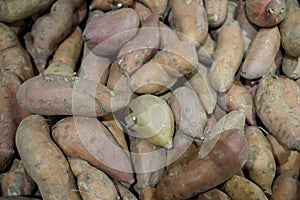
[208,19,243,92]
[244,126,276,195]
[246,0,286,27]
[223,175,268,200]
[16,74,128,117]
[279,0,300,57]
[270,172,300,200]
[171,0,208,47]
[241,26,281,79]
[204,0,228,28]
[69,158,119,200]
[255,76,300,151]
[83,8,140,57]
[0,159,35,196]
[52,116,134,184]
[197,188,231,200]
[15,115,80,200]
[0,0,56,23]
[169,86,207,138]
[155,129,248,200]
[217,80,255,125]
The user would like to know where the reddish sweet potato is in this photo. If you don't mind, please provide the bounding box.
[155,129,248,199]
[197,188,231,200]
[15,115,80,200]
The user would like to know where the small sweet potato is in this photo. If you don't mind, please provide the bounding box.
[15,115,80,200]
[223,175,268,200]
[171,0,208,47]
[244,126,276,195]
[241,26,281,80]
[208,19,243,92]
[69,158,119,200]
[0,159,35,196]
[197,188,231,200]
[246,0,286,27]
[52,116,134,184]
[155,129,248,200]
[0,23,20,52]
[204,0,228,28]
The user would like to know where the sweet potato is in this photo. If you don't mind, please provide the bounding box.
[169,86,207,138]
[217,80,255,125]
[279,0,300,57]
[208,19,243,92]
[72,1,87,26]
[117,13,160,75]
[155,129,248,200]
[197,188,231,200]
[140,187,158,200]
[114,181,138,200]
[0,23,20,52]
[130,138,166,193]
[29,0,84,68]
[223,175,268,200]
[52,116,134,184]
[270,172,300,200]
[255,75,300,151]
[277,151,300,177]
[267,133,291,166]
[159,22,181,49]
[16,74,129,117]
[244,126,276,195]
[188,64,217,114]
[0,0,56,23]
[0,159,35,196]
[241,26,281,79]
[138,0,169,16]
[125,94,174,148]
[69,158,119,200]
[15,115,80,200]
[197,34,215,67]
[83,8,140,57]
[204,0,228,28]
[133,2,153,23]
[171,0,208,47]
[282,55,300,79]
[245,0,286,27]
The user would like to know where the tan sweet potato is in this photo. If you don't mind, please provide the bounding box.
[197,188,231,200]
[279,0,300,57]
[217,80,255,125]
[282,55,300,79]
[155,129,248,200]
[204,0,228,28]
[16,74,129,117]
[277,151,300,177]
[169,86,207,138]
[208,19,243,92]
[83,8,140,57]
[223,175,268,200]
[171,0,208,47]
[133,2,153,23]
[270,172,300,200]
[255,75,300,151]
[244,126,276,195]
[117,13,160,75]
[69,158,119,200]
[0,159,35,196]
[0,23,20,52]
[245,0,286,27]
[241,26,281,79]
[52,116,134,184]
[15,115,80,200]
[267,133,291,166]
[0,0,56,23]
[138,0,169,16]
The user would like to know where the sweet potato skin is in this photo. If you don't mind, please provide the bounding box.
[155,129,248,200]
[204,0,228,28]
[15,115,80,200]
[197,188,231,200]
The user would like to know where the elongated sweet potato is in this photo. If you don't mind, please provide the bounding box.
[0,159,35,196]
[223,175,268,200]
[241,26,281,79]
[246,0,286,27]
[244,126,276,195]
[0,0,56,23]
[171,0,208,47]
[155,129,248,200]
[52,116,134,184]
[69,158,119,200]
[255,75,300,151]
[16,115,80,200]
[16,74,128,117]
[208,19,243,92]
[204,0,228,28]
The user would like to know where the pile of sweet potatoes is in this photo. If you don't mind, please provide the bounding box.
[0,0,300,199]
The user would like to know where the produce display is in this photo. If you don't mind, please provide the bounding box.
[0,0,299,199]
